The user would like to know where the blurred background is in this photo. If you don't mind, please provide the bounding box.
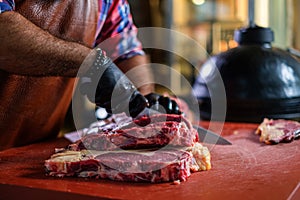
[128,0,300,95]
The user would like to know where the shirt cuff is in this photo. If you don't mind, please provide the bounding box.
[117,49,145,62]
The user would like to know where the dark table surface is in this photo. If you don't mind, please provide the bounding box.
[0,121,299,200]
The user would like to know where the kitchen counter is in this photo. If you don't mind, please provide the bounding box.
[0,121,299,200]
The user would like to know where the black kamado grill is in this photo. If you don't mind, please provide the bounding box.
[192,0,300,122]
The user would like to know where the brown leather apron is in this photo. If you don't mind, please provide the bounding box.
[0,0,98,150]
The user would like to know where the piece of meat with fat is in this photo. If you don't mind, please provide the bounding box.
[45,114,211,183]
[69,121,198,151]
[45,143,211,183]
[255,118,300,144]
[45,150,192,183]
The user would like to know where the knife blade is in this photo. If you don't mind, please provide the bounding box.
[136,107,231,145]
[135,107,161,118]
[137,107,231,145]
[193,125,232,145]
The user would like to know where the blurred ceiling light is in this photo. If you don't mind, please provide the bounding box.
[192,0,205,6]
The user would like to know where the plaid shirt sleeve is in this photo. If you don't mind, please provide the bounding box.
[0,0,15,13]
[95,0,144,62]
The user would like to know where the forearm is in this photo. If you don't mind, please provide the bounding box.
[0,11,91,77]
[117,55,154,95]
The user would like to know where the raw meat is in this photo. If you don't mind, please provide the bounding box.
[45,114,211,183]
[45,144,210,183]
[68,120,198,151]
[45,149,192,182]
[255,118,300,144]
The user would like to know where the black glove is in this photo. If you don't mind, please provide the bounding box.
[144,93,182,115]
[80,48,149,118]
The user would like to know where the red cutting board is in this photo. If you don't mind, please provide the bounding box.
[0,122,299,200]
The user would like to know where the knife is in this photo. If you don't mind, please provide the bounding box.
[193,124,232,145]
[136,106,232,145]
[137,107,231,145]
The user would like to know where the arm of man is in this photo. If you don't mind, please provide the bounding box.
[93,0,154,95]
[0,11,91,77]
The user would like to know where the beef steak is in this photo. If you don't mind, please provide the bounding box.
[255,118,300,144]
[45,149,192,183]
[68,120,198,151]
[45,114,211,183]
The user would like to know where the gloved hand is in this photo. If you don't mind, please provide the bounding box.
[144,93,182,115]
[80,48,149,118]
